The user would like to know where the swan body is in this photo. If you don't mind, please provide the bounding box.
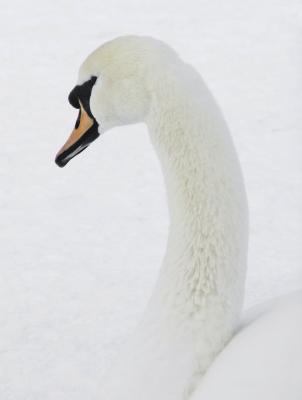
[55,36,300,399]
[192,291,302,399]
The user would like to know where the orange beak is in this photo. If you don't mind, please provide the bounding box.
[55,100,99,167]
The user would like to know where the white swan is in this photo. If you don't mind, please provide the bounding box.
[192,290,302,400]
[55,36,301,399]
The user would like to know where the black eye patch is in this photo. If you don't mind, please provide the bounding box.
[68,76,97,117]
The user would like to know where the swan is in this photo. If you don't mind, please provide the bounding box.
[55,36,301,399]
[191,290,302,400]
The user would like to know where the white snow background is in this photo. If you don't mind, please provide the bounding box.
[0,0,301,398]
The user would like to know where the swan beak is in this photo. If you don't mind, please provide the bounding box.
[55,101,99,167]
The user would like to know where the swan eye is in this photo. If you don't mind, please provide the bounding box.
[68,76,97,109]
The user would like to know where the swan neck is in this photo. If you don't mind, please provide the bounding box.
[145,72,248,312]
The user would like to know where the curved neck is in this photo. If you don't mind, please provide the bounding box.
[145,69,248,316]
[104,64,249,400]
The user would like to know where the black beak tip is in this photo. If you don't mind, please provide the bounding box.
[55,154,68,168]
[55,123,99,168]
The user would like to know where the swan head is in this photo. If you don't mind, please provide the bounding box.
[55,35,178,167]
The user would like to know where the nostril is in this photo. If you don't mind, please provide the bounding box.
[75,109,81,129]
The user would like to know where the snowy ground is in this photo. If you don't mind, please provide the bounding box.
[0,0,301,398]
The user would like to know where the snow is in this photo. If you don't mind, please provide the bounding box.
[0,0,301,399]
